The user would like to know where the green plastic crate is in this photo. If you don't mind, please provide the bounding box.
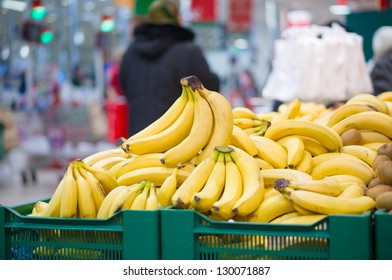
[0,199,160,260]
[373,209,392,260]
[160,208,372,260]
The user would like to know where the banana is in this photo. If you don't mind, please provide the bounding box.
[130,183,150,210]
[254,157,274,170]
[192,152,226,213]
[120,181,147,210]
[91,156,128,170]
[60,163,78,218]
[277,186,375,215]
[129,86,189,140]
[377,91,392,102]
[326,103,377,127]
[78,166,106,212]
[211,153,243,220]
[363,142,385,151]
[327,174,366,191]
[121,88,195,155]
[331,111,392,138]
[274,98,301,122]
[145,183,160,210]
[233,118,265,130]
[264,119,343,152]
[246,193,295,223]
[257,111,280,122]
[97,185,131,218]
[157,166,179,207]
[273,177,342,197]
[171,149,219,209]
[310,157,375,185]
[342,145,377,166]
[311,152,368,167]
[293,136,329,156]
[269,211,302,224]
[260,168,312,188]
[243,122,270,136]
[385,101,392,116]
[31,201,49,215]
[278,214,327,225]
[338,184,364,199]
[74,165,96,218]
[160,81,213,166]
[230,125,258,157]
[79,160,118,195]
[194,85,233,165]
[35,178,65,217]
[359,130,392,144]
[250,135,287,168]
[116,166,190,187]
[82,148,129,166]
[232,106,258,120]
[293,203,317,215]
[294,150,313,174]
[230,146,265,216]
[263,187,281,200]
[276,136,305,168]
[346,93,388,114]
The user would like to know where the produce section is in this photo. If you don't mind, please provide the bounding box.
[1,76,392,260]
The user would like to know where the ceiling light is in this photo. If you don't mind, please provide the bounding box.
[1,0,27,12]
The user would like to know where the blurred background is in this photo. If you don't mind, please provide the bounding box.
[0,0,391,206]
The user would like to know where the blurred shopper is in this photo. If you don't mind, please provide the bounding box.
[119,0,220,136]
[370,26,392,95]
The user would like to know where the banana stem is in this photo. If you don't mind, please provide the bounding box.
[180,75,202,91]
[215,146,233,154]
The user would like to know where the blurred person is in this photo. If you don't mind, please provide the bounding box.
[369,26,392,95]
[119,0,220,136]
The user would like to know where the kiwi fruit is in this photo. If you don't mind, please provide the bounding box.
[365,184,392,200]
[368,177,381,189]
[376,160,392,185]
[377,143,392,160]
[375,191,392,211]
[372,154,391,171]
[340,128,363,146]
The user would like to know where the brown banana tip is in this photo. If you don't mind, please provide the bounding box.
[180,75,202,91]
[115,137,126,147]
[212,206,219,212]
[274,178,290,191]
[176,199,184,207]
[194,196,200,203]
[160,158,165,164]
[232,208,238,214]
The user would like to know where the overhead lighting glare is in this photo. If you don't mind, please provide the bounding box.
[329,5,351,15]
[1,0,27,12]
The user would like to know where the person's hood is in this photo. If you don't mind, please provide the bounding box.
[132,24,195,58]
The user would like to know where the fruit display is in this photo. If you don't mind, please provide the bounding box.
[25,76,392,227]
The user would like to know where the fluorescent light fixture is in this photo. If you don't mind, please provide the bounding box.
[329,5,351,15]
[1,0,27,12]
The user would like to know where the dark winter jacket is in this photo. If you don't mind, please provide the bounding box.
[119,23,220,136]
[370,51,392,95]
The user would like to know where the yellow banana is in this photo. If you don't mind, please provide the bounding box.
[250,135,287,168]
[326,103,377,127]
[160,82,213,166]
[254,157,274,170]
[338,184,364,198]
[386,101,392,116]
[35,177,65,217]
[342,145,377,166]
[293,135,329,156]
[194,85,233,165]
[274,98,301,122]
[311,152,368,167]
[82,148,129,166]
[121,88,194,155]
[277,187,375,215]
[273,177,342,197]
[97,185,131,218]
[246,194,295,223]
[377,91,392,102]
[260,168,312,188]
[91,156,128,170]
[277,136,305,168]
[157,166,179,207]
[264,119,343,152]
[294,150,313,174]
[105,187,135,217]
[78,166,106,212]
[269,211,302,224]
[243,121,271,136]
[211,153,243,220]
[310,157,375,184]
[130,183,150,210]
[359,130,392,144]
[233,118,265,130]
[293,203,317,215]
[130,86,189,140]
[192,152,226,213]
[74,165,96,218]
[116,166,190,187]
[230,146,265,216]
[120,181,147,210]
[331,111,392,138]
[363,142,385,151]
[31,201,49,215]
[171,149,219,209]
[232,106,258,120]
[327,174,366,191]
[230,125,258,157]
[79,160,118,195]
[145,183,160,210]
[346,93,388,114]
[60,163,78,218]
[278,214,327,225]
[263,187,281,201]
[257,111,280,122]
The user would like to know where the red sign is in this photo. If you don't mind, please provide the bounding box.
[228,0,252,32]
[191,0,216,22]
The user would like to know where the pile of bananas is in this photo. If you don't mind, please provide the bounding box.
[30,75,392,224]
